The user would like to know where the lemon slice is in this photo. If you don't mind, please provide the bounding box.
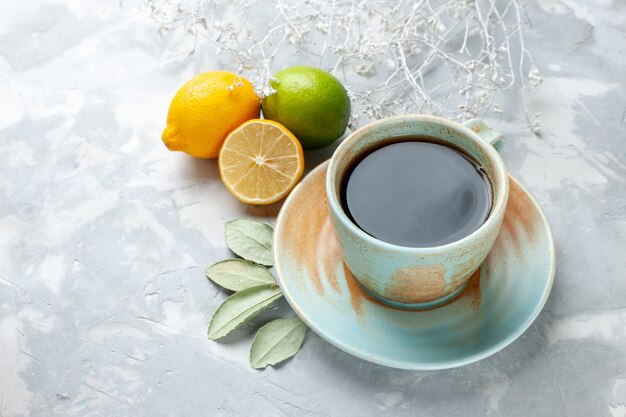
[219,120,305,204]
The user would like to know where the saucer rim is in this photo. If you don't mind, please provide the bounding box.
[273,160,556,370]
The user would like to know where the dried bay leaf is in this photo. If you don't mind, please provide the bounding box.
[207,284,282,340]
[205,259,275,291]
[250,316,307,369]
[224,219,274,266]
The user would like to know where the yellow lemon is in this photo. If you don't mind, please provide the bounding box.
[219,120,304,204]
[162,71,260,158]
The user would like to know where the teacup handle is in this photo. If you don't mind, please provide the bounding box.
[462,119,504,152]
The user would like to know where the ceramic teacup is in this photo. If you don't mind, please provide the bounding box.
[326,115,509,309]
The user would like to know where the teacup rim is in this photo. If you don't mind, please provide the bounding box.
[326,114,510,253]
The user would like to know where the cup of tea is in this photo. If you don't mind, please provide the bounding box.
[326,115,509,309]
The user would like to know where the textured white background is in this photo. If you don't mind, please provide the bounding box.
[1,0,625,416]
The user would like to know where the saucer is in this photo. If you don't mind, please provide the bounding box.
[273,161,555,370]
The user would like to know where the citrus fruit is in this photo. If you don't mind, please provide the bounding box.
[261,66,351,149]
[218,120,304,204]
[162,71,260,158]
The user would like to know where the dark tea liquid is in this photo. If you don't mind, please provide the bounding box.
[342,137,492,247]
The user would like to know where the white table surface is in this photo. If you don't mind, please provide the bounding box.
[1,1,625,416]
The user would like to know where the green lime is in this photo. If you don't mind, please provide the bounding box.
[261,66,351,149]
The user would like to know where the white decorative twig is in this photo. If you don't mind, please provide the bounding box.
[144,0,541,132]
